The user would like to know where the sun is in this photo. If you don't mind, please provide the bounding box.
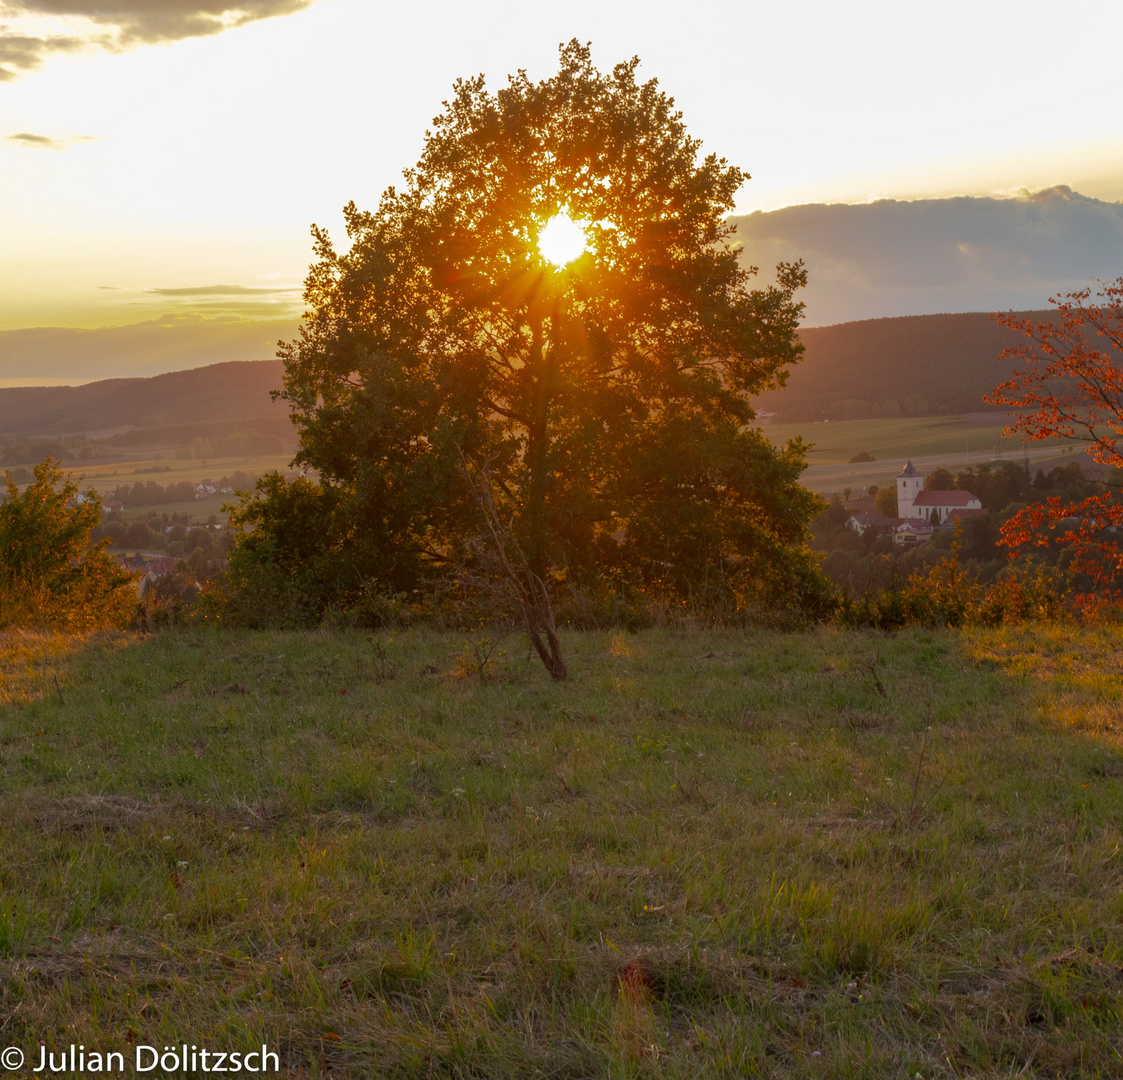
[537,212,589,267]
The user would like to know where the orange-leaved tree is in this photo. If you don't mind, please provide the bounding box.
[0,459,137,630]
[985,277,1123,613]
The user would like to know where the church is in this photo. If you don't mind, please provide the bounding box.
[896,461,983,523]
[849,461,986,545]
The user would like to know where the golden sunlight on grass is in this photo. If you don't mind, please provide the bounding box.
[537,211,589,266]
[963,625,1123,743]
[0,630,134,706]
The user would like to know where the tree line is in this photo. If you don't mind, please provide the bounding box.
[104,471,257,508]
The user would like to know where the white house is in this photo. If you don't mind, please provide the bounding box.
[893,518,936,545]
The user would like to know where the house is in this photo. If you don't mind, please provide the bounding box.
[945,508,989,526]
[893,518,936,545]
[848,512,936,544]
[896,461,982,524]
[847,512,898,537]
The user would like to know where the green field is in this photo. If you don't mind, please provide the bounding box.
[1,624,1120,1077]
[761,414,1077,496]
[66,453,297,522]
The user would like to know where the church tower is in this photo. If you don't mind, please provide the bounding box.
[896,460,923,518]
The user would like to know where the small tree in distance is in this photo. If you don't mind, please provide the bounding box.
[986,278,1123,612]
[924,467,956,491]
[874,487,898,517]
[233,41,832,657]
[0,459,136,630]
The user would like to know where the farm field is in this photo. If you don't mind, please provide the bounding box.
[63,453,297,523]
[11,418,1081,511]
[760,414,1076,496]
[74,453,295,492]
[0,624,1120,1077]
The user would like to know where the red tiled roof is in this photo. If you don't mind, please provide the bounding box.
[913,490,979,507]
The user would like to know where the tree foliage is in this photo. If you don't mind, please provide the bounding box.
[236,42,830,624]
[986,278,1123,612]
[874,486,898,518]
[0,459,136,630]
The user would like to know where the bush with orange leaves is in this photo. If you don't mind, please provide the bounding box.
[986,278,1123,616]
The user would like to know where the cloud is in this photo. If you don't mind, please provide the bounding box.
[731,186,1123,326]
[146,284,299,296]
[136,283,302,319]
[6,130,100,148]
[0,29,89,79]
[0,1,317,77]
[156,299,301,318]
[0,313,299,381]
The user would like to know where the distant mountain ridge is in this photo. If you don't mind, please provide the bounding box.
[0,360,287,437]
[0,311,1046,438]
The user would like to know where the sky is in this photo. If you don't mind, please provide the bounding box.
[1,0,1121,384]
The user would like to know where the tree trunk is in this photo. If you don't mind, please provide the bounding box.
[459,450,567,681]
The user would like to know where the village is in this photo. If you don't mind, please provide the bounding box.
[846,460,987,544]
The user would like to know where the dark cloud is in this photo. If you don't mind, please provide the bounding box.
[6,130,99,148]
[732,186,1123,326]
[8,1,315,41]
[0,30,89,79]
[7,131,59,147]
[0,1,316,77]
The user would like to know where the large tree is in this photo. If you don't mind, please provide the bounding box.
[234,42,828,624]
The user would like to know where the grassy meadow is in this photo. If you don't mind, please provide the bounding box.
[0,625,1120,1077]
[761,415,1076,496]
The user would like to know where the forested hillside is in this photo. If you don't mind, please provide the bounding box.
[755,311,1050,421]
[0,360,287,436]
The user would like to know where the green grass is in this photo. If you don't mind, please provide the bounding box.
[763,415,1016,463]
[761,414,1076,496]
[0,624,1121,1077]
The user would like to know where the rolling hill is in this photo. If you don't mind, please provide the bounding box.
[0,360,287,438]
[754,311,1048,421]
[0,308,1052,441]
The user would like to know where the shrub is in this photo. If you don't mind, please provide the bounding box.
[0,459,136,631]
